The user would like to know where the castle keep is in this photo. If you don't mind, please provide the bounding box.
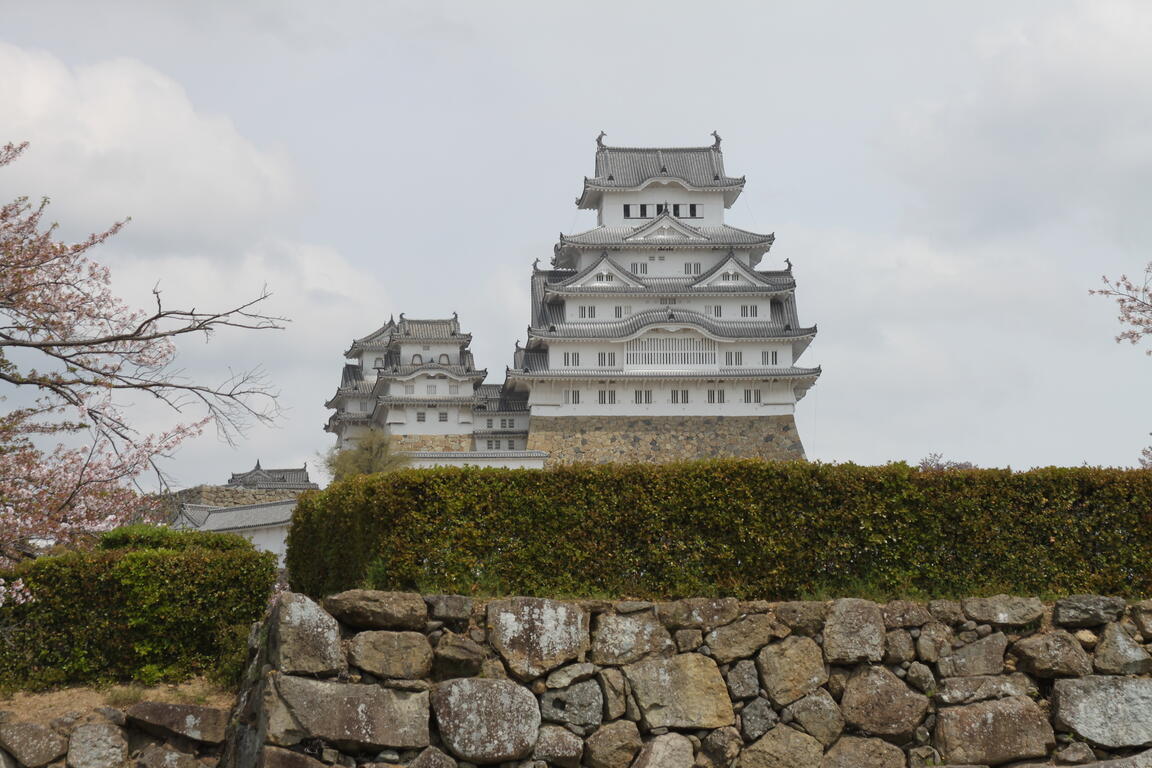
[325,135,820,466]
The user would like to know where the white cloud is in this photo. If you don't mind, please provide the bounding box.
[891,2,1152,244]
[0,42,297,251]
[0,43,354,488]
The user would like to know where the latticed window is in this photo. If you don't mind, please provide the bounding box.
[626,335,716,366]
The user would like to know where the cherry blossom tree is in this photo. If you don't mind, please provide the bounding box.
[1093,262,1152,467]
[0,142,285,570]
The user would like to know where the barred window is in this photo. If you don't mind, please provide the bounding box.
[634,389,652,404]
[626,335,716,365]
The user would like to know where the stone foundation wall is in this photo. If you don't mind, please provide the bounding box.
[0,700,230,768]
[526,415,805,466]
[222,591,1152,768]
[156,485,305,520]
[392,434,472,452]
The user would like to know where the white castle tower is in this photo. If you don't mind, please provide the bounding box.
[504,133,820,464]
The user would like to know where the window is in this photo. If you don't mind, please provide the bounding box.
[426,384,437,394]
[404,384,415,395]
[639,204,649,218]
[634,389,652,404]
[624,204,632,218]
[373,357,384,368]
[671,389,689,404]
[656,203,666,215]
[411,354,423,364]
[507,440,516,450]
[659,298,677,305]
[762,350,779,366]
[439,353,450,364]
[578,305,596,319]
[684,262,702,275]
[725,351,743,366]
[614,305,631,318]
[564,389,580,405]
[563,352,580,367]
[630,263,648,275]
[598,389,616,404]
[690,204,699,218]
[486,418,494,428]
[596,272,614,282]
[422,345,430,351]
[597,351,616,367]
[486,439,496,449]
[416,411,426,422]
[357,400,368,412]
[449,383,459,394]
[707,389,726,404]
[722,273,738,282]
[743,389,762,404]
[741,305,758,318]
[438,412,448,422]
[500,418,511,429]
[705,305,723,317]
[626,336,717,365]
[672,203,681,217]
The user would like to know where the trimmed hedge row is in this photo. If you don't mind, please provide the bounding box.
[286,461,1152,600]
[0,525,277,689]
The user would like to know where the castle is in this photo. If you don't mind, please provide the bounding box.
[325,135,820,467]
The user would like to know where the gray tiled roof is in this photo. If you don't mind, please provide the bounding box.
[547,256,794,295]
[345,315,472,357]
[559,221,774,249]
[227,462,318,490]
[175,500,297,532]
[577,144,744,209]
[529,308,816,341]
[507,365,821,380]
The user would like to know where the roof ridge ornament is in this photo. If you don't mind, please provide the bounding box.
[785,258,793,272]
[712,130,722,150]
[596,131,606,149]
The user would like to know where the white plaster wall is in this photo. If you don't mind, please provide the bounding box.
[397,343,462,364]
[599,188,725,227]
[388,405,473,434]
[544,337,794,372]
[476,414,527,430]
[239,524,289,567]
[562,296,778,322]
[527,379,797,417]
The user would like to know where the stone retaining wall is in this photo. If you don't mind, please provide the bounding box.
[221,591,1152,768]
[391,434,472,453]
[157,486,305,519]
[526,415,805,466]
[0,700,231,768]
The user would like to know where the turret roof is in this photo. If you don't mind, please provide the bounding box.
[577,136,745,208]
[528,307,816,342]
[558,216,774,252]
[344,314,472,357]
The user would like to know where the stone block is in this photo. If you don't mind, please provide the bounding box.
[487,598,590,680]
[322,590,427,630]
[590,611,672,665]
[823,598,885,664]
[623,653,734,729]
[934,695,1054,765]
[430,678,540,763]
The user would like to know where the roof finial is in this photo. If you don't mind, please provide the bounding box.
[452,311,458,321]
[389,314,394,325]
[785,257,793,271]
[255,459,261,470]
[532,258,540,270]
[711,130,722,149]
[596,131,607,149]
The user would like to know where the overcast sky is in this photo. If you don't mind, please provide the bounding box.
[2,1,1150,486]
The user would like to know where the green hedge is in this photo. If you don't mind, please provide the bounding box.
[0,526,277,689]
[286,461,1152,600]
